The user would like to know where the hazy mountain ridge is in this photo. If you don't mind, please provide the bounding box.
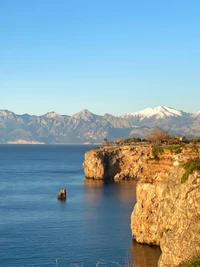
[0,106,200,143]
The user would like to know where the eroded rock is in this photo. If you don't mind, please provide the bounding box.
[57,189,66,200]
[83,145,174,181]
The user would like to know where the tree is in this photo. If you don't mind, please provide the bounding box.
[145,128,171,145]
[102,137,109,146]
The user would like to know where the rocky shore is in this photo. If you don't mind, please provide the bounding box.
[83,144,200,266]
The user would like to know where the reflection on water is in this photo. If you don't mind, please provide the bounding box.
[84,178,105,187]
[84,179,161,267]
[57,198,66,203]
[129,239,161,267]
[84,179,137,204]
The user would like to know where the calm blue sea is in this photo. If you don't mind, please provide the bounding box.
[0,145,160,267]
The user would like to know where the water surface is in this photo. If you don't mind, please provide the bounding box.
[0,145,160,266]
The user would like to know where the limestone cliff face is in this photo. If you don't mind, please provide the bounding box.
[130,147,200,267]
[83,144,200,267]
[158,168,200,266]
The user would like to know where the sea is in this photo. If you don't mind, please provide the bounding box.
[0,144,161,267]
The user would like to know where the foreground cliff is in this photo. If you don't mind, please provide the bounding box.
[83,144,200,266]
[131,165,200,267]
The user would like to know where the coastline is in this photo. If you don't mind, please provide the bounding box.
[83,143,200,266]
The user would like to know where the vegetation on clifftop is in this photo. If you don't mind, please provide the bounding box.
[151,144,183,160]
[164,144,183,154]
[181,158,200,183]
[152,146,164,159]
[179,256,200,267]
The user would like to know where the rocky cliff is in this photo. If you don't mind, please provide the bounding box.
[83,144,200,266]
[131,163,200,267]
[83,144,174,181]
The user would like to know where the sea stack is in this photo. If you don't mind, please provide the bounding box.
[57,189,66,200]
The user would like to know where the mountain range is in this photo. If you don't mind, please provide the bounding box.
[0,106,200,144]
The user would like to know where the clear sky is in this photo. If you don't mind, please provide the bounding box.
[1,0,200,116]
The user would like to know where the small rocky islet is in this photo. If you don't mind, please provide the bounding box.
[83,142,200,267]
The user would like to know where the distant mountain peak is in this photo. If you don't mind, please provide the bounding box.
[0,110,9,117]
[73,109,93,115]
[0,109,14,118]
[72,109,96,121]
[44,111,60,118]
[80,109,93,114]
[123,106,190,120]
[104,113,115,118]
[192,111,200,118]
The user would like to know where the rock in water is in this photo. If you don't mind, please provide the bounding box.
[57,189,66,200]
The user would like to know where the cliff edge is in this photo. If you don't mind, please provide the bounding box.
[83,145,174,182]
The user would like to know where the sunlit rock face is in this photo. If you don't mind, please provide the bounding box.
[83,145,174,181]
[158,168,200,267]
[131,181,163,246]
[131,166,200,267]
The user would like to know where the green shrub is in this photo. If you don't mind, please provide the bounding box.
[190,137,200,144]
[181,158,200,183]
[123,137,141,143]
[179,256,200,267]
[175,147,183,154]
[115,137,141,145]
[152,146,164,160]
[163,145,182,154]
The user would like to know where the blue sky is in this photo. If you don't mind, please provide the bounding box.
[1,0,200,116]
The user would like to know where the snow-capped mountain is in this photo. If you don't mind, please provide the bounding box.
[121,106,194,135]
[122,106,191,120]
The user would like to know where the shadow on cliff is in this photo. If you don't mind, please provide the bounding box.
[128,239,161,267]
